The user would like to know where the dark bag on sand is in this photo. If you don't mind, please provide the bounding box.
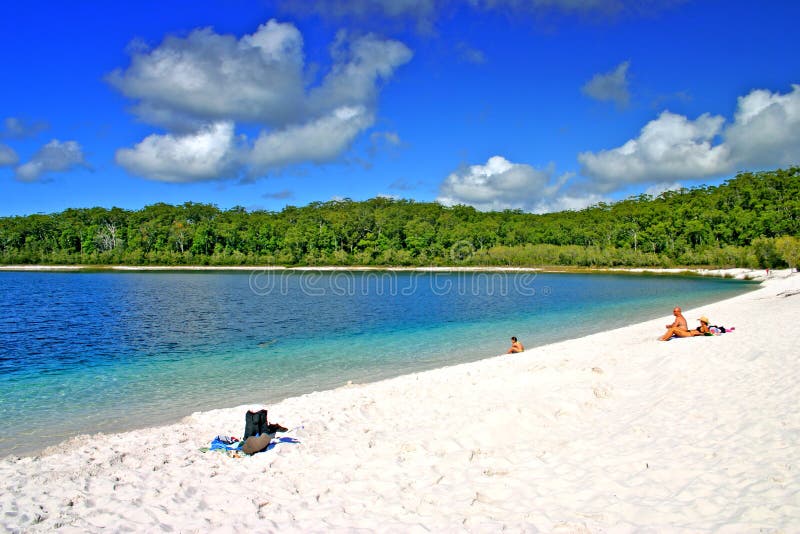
[242,409,290,454]
[243,409,289,441]
[243,409,269,440]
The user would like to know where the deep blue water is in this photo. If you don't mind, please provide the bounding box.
[0,270,756,456]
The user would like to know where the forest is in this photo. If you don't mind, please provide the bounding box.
[1,167,799,269]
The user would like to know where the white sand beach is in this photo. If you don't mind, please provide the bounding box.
[2,271,799,532]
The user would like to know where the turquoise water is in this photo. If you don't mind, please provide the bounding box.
[0,270,756,456]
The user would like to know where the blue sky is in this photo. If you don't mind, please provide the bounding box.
[1,0,798,216]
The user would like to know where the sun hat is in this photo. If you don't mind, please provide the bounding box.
[698,316,709,324]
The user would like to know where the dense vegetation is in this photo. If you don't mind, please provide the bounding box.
[2,167,799,269]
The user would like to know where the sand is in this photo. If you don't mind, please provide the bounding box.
[1,270,798,532]
[0,264,769,281]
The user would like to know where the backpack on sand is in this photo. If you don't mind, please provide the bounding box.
[243,409,269,440]
[241,408,289,455]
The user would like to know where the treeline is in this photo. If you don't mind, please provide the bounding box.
[1,167,799,269]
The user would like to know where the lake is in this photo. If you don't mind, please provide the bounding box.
[0,269,756,456]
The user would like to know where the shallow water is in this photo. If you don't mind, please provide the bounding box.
[0,270,755,456]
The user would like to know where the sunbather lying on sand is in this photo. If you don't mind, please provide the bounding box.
[695,316,711,335]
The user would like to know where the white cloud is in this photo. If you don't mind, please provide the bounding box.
[116,122,239,183]
[725,84,800,168]
[437,156,599,213]
[438,156,544,211]
[578,111,729,189]
[578,84,800,190]
[110,20,412,182]
[539,192,607,212]
[0,143,18,167]
[107,20,306,128]
[249,106,374,172]
[307,32,413,115]
[582,61,630,108]
[15,140,87,182]
[644,181,683,197]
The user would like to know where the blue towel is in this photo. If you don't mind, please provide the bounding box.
[209,435,242,451]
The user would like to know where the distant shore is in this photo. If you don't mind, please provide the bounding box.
[0,263,772,281]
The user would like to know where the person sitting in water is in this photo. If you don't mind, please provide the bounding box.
[507,336,524,353]
[659,306,696,341]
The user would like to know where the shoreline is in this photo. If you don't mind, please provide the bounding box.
[0,268,757,458]
[0,263,773,281]
[2,271,798,530]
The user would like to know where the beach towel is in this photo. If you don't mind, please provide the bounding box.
[201,426,302,457]
[209,435,242,451]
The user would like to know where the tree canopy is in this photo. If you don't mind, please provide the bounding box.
[2,167,798,269]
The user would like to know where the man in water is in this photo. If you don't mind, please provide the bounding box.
[659,306,694,341]
[507,336,524,353]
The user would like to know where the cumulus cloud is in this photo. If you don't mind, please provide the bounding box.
[110,20,412,182]
[116,122,240,182]
[14,140,87,182]
[578,84,800,189]
[540,191,607,212]
[249,106,374,173]
[578,111,728,189]
[725,84,800,168]
[437,155,598,213]
[644,181,683,197]
[582,61,630,108]
[0,143,19,167]
[307,32,413,115]
[107,20,306,129]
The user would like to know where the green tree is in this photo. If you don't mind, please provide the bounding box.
[775,236,800,269]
